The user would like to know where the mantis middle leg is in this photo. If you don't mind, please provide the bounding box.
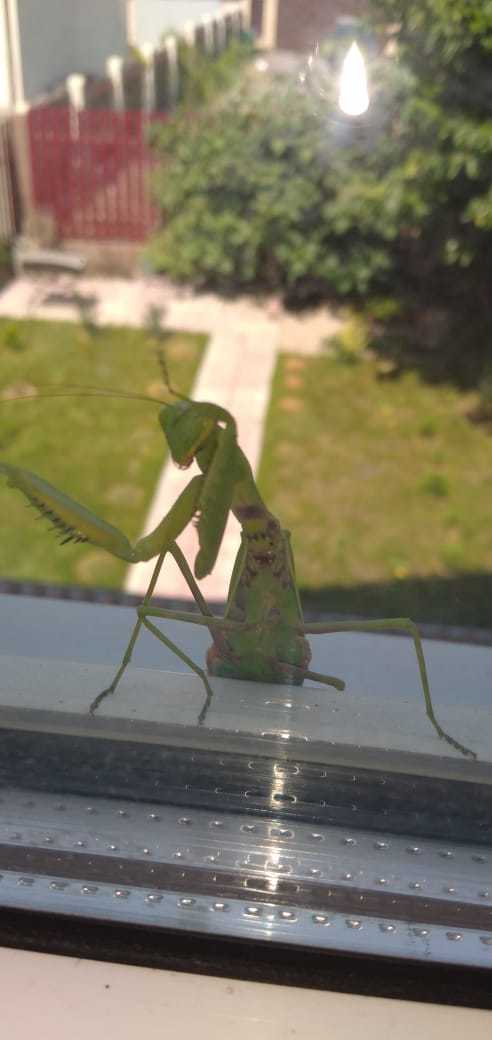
[299,617,475,759]
[89,543,215,716]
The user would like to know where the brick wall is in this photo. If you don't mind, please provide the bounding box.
[276,0,368,52]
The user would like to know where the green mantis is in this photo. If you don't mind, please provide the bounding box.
[0,375,476,758]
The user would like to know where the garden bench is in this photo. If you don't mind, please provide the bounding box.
[13,243,86,277]
[12,240,88,314]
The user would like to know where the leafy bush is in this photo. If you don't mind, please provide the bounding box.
[0,240,12,286]
[325,313,371,364]
[419,472,450,498]
[176,36,253,109]
[362,0,492,379]
[150,2,492,378]
[1,321,24,352]
[418,417,438,439]
[469,366,492,424]
[149,82,394,300]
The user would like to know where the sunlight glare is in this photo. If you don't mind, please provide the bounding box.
[338,41,370,117]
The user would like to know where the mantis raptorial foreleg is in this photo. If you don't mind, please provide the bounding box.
[299,618,476,759]
[0,462,205,564]
[0,461,223,718]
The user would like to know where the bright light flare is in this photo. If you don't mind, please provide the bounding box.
[338,42,369,117]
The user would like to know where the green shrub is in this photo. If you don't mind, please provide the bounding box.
[1,321,25,352]
[474,367,492,421]
[419,472,450,498]
[149,83,395,299]
[149,2,492,379]
[418,417,438,438]
[326,313,371,364]
[176,37,253,109]
[0,240,12,285]
[440,541,468,573]
[364,297,402,322]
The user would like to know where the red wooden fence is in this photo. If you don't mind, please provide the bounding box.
[28,106,167,241]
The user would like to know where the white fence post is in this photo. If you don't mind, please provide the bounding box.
[201,14,214,54]
[66,73,86,139]
[141,42,156,113]
[164,35,179,104]
[126,0,137,47]
[233,6,243,33]
[261,0,280,48]
[215,13,227,52]
[106,55,125,111]
[242,0,252,30]
[183,20,196,49]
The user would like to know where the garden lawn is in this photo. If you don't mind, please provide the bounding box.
[0,319,206,587]
[258,353,492,628]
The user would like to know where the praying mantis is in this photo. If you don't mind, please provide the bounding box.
[0,365,475,759]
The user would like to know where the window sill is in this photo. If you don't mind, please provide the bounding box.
[2,947,492,1040]
[0,592,491,980]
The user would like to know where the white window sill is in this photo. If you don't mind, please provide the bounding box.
[2,947,492,1040]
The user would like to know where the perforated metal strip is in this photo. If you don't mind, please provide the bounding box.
[0,788,490,968]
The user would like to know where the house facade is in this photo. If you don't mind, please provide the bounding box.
[250,0,368,50]
[0,0,128,110]
[127,0,223,47]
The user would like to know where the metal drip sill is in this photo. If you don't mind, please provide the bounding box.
[0,788,490,970]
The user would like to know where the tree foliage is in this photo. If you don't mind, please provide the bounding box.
[150,4,492,378]
[369,3,492,322]
[383,0,492,252]
[149,79,392,301]
[175,36,254,109]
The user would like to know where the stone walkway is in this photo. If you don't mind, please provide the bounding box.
[0,274,342,600]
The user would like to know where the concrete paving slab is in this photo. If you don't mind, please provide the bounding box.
[0,275,341,353]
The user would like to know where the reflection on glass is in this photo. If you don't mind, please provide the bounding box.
[338,42,370,117]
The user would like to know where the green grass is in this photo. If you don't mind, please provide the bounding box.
[0,319,206,587]
[258,353,492,628]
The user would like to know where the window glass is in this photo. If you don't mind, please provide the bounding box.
[0,0,491,981]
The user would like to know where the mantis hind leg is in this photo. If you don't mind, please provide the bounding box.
[89,543,214,716]
[300,617,476,759]
[134,606,252,725]
[139,614,214,726]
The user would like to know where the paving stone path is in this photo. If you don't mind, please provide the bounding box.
[0,274,342,600]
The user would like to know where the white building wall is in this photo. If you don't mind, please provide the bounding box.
[0,1,13,109]
[131,0,221,47]
[16,0,128,102]
[74,0,128,75]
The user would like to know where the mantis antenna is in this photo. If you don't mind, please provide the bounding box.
[142,302,190,403]
[153,347,190,402]
[0,384,171,408]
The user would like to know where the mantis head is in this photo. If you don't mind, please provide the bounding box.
[160,399,238,579]
[159,401,216,469]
